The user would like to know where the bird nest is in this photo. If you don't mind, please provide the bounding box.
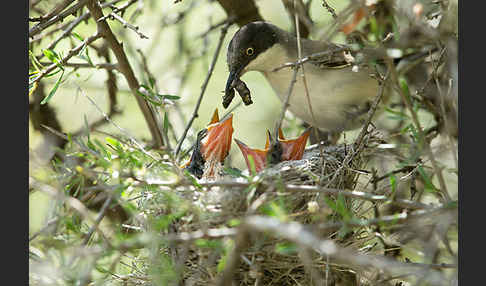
[137,132,384,286]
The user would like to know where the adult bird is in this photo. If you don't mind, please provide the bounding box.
[224,21,431,140]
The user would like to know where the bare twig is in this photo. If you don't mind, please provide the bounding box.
[215,227,250,286]
[29,0,75,23]
[275,67,300,134]
[86,0,164,147]
[101,11,149,39]
[197,16,235,38]
[76,85,158,162]
[136,49,172,152]
[37,61,118,70]
[292,0,325,162]
[29,0,88,37]
[174,22,231,157]
[386,58,451,202]
[243,216,448,286]
[31,0,126,55]
[29,177,110,243]
[135,178,435,210]
[322,0,338,19]
[326,71,388,187]
[29,218,59,242]
[272,46,349,72]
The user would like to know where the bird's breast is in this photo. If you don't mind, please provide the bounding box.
[262,63,380,132]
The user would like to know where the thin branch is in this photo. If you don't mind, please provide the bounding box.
[31,0,126,54]
[82,193,114,245]
[386,58,451,202]
[322,0,338,19]
[30,32,103,85]
[174,22,231,157]
[76,85,158,162]
[275,67,299,134]
[196,16,235,38]
[37,61,118,70]
[86,0,164,148]
[29,218,59,242]
[136,49,172,152]
[292,0,325,163]
[29,177,110,243]
[272,46,349,72]
[28,0,75,23]
[326,71,388,187]
[29,0,88,38]
[242,216,449,286]
[101,10,149,39]
[135,178,435,210]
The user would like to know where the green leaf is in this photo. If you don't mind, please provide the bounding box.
[389,174,397,199]
[29,50,43,71]
[137,89,162,106]
[417,166,437,193]
[336,194,351,220]
[385,107,409,120]
[163,112,169,135]
[40,70,64,105]
[149,77,155,89]
[227,218,241,227]
[71,32,84,42]
[247,154,257,175]
[262,200,288,221]
[43,49,64,71]
[222,167,247,178]
[323,196,337,212]
[161,94,181,100]
[275,242,297,255]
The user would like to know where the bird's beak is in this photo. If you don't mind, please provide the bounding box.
[200,111,234,164]
[278,128,311,161]
[225,69,238,98]
[234,139,268,173]
[235,128,310,173]
[181,109,234,179]
[224,66,245,108]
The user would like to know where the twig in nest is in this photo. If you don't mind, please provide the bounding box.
[326,71,388,187]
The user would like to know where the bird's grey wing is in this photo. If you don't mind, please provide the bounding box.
[302,41,353,69]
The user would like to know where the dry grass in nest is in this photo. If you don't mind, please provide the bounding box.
[129,132,386,286]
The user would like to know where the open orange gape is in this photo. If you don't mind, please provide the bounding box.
[182,109,234,179]
[235,128,311,173]
[182,108,310,178]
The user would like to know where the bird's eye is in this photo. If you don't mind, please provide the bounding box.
[246,47,254,56]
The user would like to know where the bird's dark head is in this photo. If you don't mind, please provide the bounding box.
[225,22,280,102]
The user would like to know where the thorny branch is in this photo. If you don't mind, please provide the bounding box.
[85,0,164,148]
[29,0,88,38]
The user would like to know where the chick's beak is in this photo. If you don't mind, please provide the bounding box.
[235,128,310,174]
[234,139,268,173]
[200,113,234,164]
[278,128,311,161]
